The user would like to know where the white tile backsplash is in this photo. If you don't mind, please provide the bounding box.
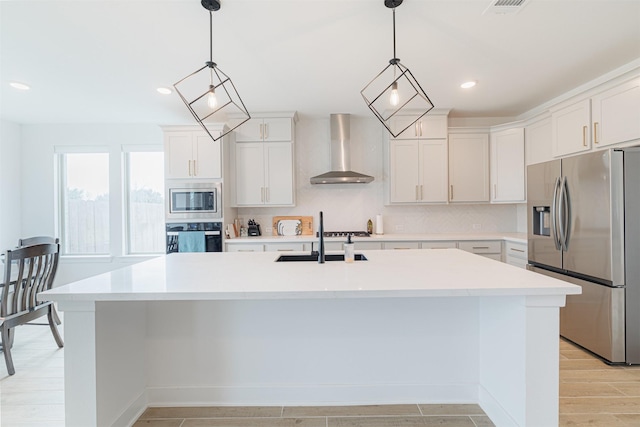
[237,115,523,234]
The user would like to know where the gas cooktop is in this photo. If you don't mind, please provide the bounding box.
[318,231,370,238]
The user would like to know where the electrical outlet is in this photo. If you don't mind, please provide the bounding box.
[472,224,481,230]
[265,227,273,234]
[395,224,404,232]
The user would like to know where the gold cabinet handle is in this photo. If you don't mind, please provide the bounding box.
[510,248,525,253]
[450,185,454,200]
[420,185,423,200]
[594,122,599,144]
[193,159,197,176]
[582,125,588,147]
[261,187,264,202]
[419,121,423,137]
[264,123,269,140]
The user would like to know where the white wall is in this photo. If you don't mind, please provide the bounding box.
[20,123,163,285]
[238,115,521,234]
[0,120,22,250]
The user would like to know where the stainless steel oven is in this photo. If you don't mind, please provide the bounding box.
[167,182,222,220]
[166,222,222,253]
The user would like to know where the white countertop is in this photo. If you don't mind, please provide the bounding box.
[40,248,578,303]
[225,232,527,244]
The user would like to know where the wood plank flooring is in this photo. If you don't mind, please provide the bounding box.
[2,318,640,426]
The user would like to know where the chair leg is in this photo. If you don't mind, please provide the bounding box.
[7,327,15,349]
[1,326,16,376]
[47,306,64,348]
[52,304,62,325]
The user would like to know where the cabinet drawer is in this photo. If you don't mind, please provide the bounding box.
[420,241,457,249]
[458,240,501,254]
[226,244,264,252]
[264,243,305,252]
[355,241,383,250]
[505,241,528,260]
[383,241,421,250]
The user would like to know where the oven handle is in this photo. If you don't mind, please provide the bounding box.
[167,231,221,236]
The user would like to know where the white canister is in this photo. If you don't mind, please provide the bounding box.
[375,214,384,235]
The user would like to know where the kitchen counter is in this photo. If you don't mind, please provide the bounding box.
[225,232,527,244]
[41,249,578,427]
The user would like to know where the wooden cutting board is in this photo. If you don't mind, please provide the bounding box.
[272,216,314,236]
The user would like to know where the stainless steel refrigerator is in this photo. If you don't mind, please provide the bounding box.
[527,147,640,364]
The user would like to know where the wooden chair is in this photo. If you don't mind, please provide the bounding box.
[1,243,64,375]
[17,237,62,326]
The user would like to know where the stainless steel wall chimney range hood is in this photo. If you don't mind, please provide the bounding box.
[310,114,374,184]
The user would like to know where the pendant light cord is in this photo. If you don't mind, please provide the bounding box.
[392,7,396,60]
[209,11,213,63]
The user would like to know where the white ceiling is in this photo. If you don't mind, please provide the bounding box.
[1,0,639,125]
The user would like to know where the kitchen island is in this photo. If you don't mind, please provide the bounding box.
[40,249,580,427]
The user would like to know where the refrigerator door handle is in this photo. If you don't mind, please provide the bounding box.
[551,177,562,250]
[561,176,571,251]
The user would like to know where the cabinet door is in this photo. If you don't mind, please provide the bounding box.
[193,133,221,178]
[264,142,294,205]
[234,118,264,142]
[165,132,195,179]
[418,139,448,203]
[448,134,489,202]
[389,141,419,203]
[420,241,457,249]
[552,99,591,157]
[490,128,525,202]
[592,78,640,148]
[235,143,265,205]
[263,118,292,142]
[526,118,552,166]
[390,115,447,139]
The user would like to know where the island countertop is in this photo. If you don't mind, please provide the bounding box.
[40,248,579,303]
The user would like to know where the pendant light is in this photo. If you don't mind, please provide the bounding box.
[361,0,434,138]
[173,0,250,142]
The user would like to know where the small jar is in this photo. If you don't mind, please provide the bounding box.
[344,234,355,263]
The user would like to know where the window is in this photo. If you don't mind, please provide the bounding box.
[58,152,110,255]
[125,151,165,254]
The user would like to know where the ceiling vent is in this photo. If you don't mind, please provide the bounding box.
[483,0,530,15]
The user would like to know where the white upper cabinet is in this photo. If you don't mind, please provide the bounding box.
[232,113,296,207]
[389,139,448,203]
[525,117,553,166]
[448,133,489,203]
[591,77,640,148]
[234,117,292,142]
[164,129,222,179]
[551,98,592,157]
[490,127,525,203]
[391,115,448,139]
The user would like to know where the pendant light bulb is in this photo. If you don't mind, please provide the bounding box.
[390,81,399,106]
[207,85,218,109]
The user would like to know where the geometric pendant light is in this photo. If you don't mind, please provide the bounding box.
[174,0,250,142]
[361,0,434,138]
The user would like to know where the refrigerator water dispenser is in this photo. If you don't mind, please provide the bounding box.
[533,206,551,236]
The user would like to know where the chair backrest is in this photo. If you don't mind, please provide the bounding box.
[1,243,60,318]
[17,236,59,247]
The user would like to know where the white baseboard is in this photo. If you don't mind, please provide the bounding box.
[478,386,518,427]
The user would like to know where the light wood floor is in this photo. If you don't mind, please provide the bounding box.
[2,319,640,426]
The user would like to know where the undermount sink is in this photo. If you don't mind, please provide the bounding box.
[275,253,368,262]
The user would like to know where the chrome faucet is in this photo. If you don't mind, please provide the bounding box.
[318,211,325,263]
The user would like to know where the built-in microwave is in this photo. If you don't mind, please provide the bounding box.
[167,182,222,220]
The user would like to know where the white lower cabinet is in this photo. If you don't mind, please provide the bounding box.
[420,241,457,249]
[458,240,502,261]
[383,241,421,250]
[355,241,383,250]
[505,241,528,268]
[226,243,264,252]
[264,243,306,252]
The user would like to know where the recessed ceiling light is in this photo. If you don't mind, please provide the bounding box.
[9,81,30,90]
[157,87,172,95]
[460,81,477,89]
